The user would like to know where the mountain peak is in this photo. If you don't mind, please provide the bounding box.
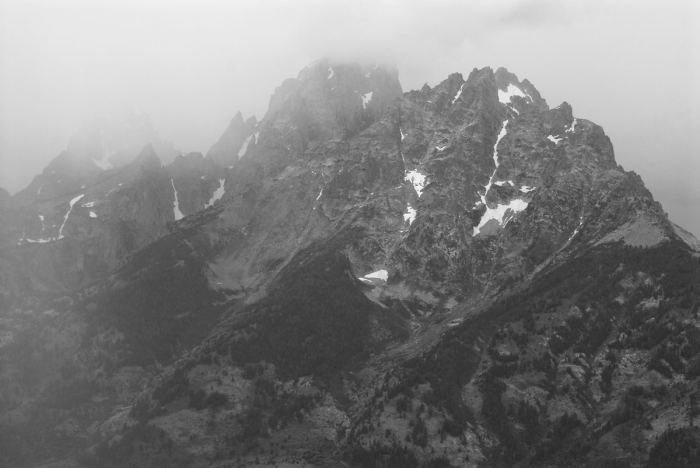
[133,143,161,170]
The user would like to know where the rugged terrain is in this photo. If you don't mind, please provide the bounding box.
[0,58,699,468]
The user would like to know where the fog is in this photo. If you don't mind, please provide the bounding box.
[1,0,698,234]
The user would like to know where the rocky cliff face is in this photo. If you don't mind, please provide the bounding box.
[1,60,699,468]
[206,112,258,167]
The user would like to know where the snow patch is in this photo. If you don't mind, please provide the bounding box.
[37,186,42,195]
[452,83,464,104]
[204,179,225,208]
[200,175,207,180]
[400,128,406,141]
[494,181,506,186]
[472,199,529,236]
[364,270,388,281]
[498,84,532,105]
[92,158,113,170]
[327,67,334,79]
[238,134,253,158]
[404,205,417,224]
[57,194,84,240]
[316,189,323,201]
[508,180,514,186]
[547,135,562,144]
[436,145,447,151]
[362,92,373,109]
[405,170,427,197]
[520,186,536,193]
[171,179,184,220]
[89,211,97,218]
[254,132,260,143]
[566,119,577,133]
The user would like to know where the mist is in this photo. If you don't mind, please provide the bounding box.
[1,0,698,234]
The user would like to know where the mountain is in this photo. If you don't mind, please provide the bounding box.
[0,59,699,468]
[13,106,179,204]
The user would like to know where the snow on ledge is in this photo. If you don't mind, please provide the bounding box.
[520,186,536,193]
[547,135,562,144]
[364,270,388,281]
[362,92,373,109]
[498,84,532,105]
[92,158,113,170]
[205,178,226,208]
[472,198,528,236]
[404,204,417,224]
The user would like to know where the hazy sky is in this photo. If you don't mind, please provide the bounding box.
[1,0,698,235]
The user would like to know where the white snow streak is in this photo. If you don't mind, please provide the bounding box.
[362,92,373,109]
[547,135,562,144]
[520,186,536,193]
[205,178,226,208]
[327,67,334,79]
[57,194,84,240]
[400,128,406,141]
[254,132,260,143]
[89,211,97,218]
[405,170,427,197]
[568,216,584,242]
[37,186,42,195]
[566,119,577,133]
[171,179,184,220]
[436,145,447,151]
[473,120,529,236]
[316,189,323,200]
[238,134,253,158]
[24,236,51,244]
[494,181,506,186]
[452,83,464,104]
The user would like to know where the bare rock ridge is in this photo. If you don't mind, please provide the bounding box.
[1,59,699,468]
[206,111,258,167]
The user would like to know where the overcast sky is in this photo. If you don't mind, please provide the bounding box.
[1,0,698,235]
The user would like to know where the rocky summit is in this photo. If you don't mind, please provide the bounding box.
[1,59,699,468]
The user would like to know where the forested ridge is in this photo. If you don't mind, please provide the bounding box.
[350,239,700,467]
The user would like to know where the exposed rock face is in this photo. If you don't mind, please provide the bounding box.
[168,152,226,215]
[206,112,258,167]
[200,64,677,305]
